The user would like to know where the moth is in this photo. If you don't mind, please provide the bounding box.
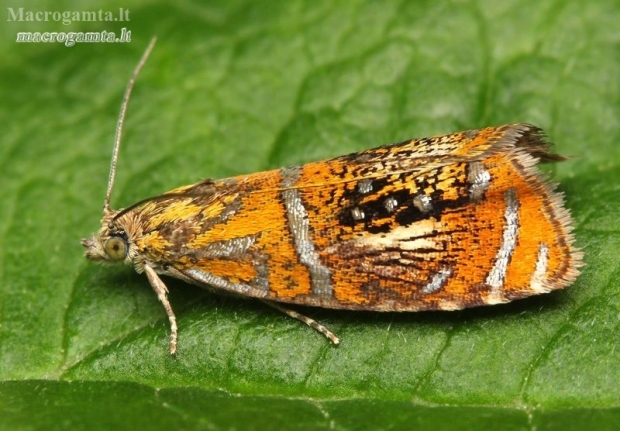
[82,39,582,354]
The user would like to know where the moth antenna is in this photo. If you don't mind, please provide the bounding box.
[104,37,157,214]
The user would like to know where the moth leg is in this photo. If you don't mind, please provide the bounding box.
[260,300,340,345]
[145,265,178,355]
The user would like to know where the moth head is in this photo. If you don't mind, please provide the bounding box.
[82,38,158,269]
[81,209,135,265]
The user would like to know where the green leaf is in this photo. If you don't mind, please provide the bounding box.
[1,0,619,430]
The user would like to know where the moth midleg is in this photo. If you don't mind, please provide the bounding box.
[145,265,178,355]
[260,300,340,345]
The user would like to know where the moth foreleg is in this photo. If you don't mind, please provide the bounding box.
[145,265,178,355]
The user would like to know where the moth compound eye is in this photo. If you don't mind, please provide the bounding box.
[104,236,128,260]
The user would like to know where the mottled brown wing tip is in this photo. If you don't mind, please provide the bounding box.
[512,123,568,162]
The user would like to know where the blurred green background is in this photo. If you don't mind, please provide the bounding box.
[1,1,619,430]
